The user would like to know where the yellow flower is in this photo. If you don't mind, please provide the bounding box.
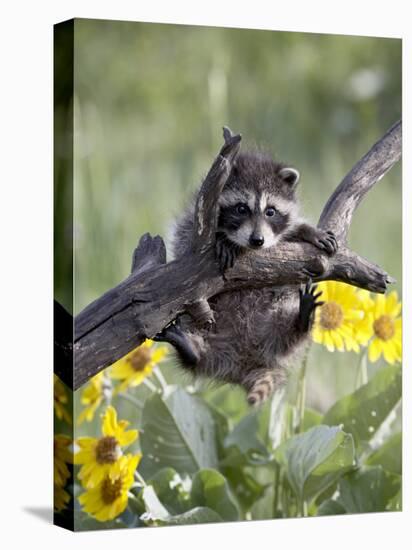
[54,484,71,512]
[77,371,107,425]
[312,281,365,352]
[54,434,72,512]
[54,375,72,425]
[78,454,140,522]
[74,406,138,489]
[358,291,402,365]
[54,434,72,487]
[110,339,167,393]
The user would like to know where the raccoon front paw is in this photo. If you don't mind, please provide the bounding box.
[298,280,324,332]
[308,228,338,256]
[215,232,241,274]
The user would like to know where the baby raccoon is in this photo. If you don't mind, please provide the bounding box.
[156,149,337,406]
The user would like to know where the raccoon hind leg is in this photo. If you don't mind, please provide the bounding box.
[153,323,200,367]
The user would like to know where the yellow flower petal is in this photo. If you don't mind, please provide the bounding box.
[78,453,141,521]
[77,436,96,448]
[117,428,138,447]
[382,340,397,365]
[312,281,369,353]
[312,325,323,344]
[368,338,382,363]
[385,291,401,317]
[374,294,386,318]
[110,361,135,379]
[394,318,402,332]
[331,331,345,352]
[326,281,336,300]
[131,366,154,386]
[102,406,117,437]
[152,347,168,362]
[345,335,360,353]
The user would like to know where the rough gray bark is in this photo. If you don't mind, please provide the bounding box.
[73,121,401,390]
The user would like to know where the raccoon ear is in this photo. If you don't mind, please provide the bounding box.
[279,167,300,187]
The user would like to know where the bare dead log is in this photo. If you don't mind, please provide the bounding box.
[72,121,401,390]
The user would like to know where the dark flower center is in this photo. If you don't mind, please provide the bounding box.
[101,477,123,504]
[373,315,395,341]
[128,347,152,372]
[95,436,121,464]
[319,301,344,330]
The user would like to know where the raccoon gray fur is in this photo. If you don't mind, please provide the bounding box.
[156,149,337,406]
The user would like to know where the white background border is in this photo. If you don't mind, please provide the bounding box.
[0,1,409,548]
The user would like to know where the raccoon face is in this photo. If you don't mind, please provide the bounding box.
[218,163,300,250]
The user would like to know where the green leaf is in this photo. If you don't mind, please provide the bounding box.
[191,469,240,521]
[273,425,355,501]
[338,466,401,513]
[140,486,224,526]
[147,467,192,515]
[387,488,402,511]
[158,507,223,525]
[74,510,127,531]
[140,387,218,477]
[317,499,346,516]
[250,485,276,520]
[221,412,272,467]
[203,384,250,424]
[128,492,146,516]
[323,365,401,448]
[302,408,323,432]
[313,479,340,507]
[222,466,266,511]
[366,432,402,475]
[208,402,231,458]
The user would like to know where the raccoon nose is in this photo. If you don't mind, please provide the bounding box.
[249,235,264,248]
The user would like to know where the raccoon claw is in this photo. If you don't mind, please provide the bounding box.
[203,318,215,332]
[153,322,178,342]
[186,300,216,330]
[218,245,237,273]
[302,266,321,279]
[298,280,324,332]
[313,229,338,256]
[215,233,241,275]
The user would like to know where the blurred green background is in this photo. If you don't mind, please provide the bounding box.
[68,19,401,413]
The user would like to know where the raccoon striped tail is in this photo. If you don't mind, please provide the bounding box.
[246,371,276,407]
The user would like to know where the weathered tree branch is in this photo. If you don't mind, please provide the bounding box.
[192,127,242,254]
[72,121,401,390]
[318,119,402,243]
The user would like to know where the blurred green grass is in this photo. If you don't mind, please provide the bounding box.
[64,19,401,412]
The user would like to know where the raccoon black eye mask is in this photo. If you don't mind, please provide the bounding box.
[154,148,338,407]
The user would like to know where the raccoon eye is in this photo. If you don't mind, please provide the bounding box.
[236,203,249,215]
[265,207,276,217]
